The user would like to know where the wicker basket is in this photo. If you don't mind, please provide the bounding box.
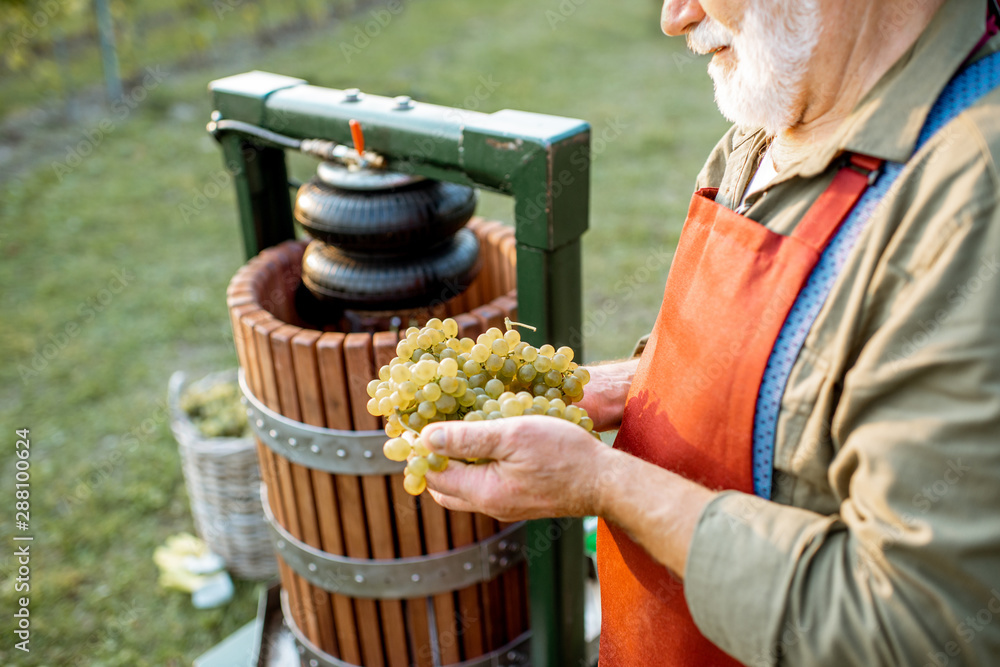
[168,369,277,580]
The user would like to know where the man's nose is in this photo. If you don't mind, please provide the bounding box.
[660,0,706,36]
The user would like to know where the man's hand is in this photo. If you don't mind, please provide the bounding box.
[573,357,640,431]
[422,416,610,521]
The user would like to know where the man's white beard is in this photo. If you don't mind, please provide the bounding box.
[687,1,821,136]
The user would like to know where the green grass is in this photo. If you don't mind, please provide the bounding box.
[0,1,728,664]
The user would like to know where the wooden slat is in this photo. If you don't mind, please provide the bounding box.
[421,496,461,665]
[316,333,354,430]
[499,233,518,294]
[340,333,389,667]
[486,224,511,302]
[352,333,410,667]
[382,330,435,667]
[465,219,491,306]
[474,514,506,651]
[390,475,434,667]
[257,319,324,649]
[271,324,338,656]
[319,333,385,667]
[238,309,304,642]
[254,318,302,538]
[450,510,485,660]
[293,329,364,666]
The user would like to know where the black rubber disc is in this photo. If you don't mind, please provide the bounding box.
[294,179,478,255]
[301,228,482,310]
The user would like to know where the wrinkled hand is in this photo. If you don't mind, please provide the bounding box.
[572,358,639,432]
[422,416,609,522]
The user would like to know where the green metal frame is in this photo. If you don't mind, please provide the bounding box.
[209,70,590,667]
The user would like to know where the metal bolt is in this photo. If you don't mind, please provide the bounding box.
[240,396,247,405]
[310,444,320,454]
[256,419,264,428]
[499,540,508,551]
[246,409,253,417]
[269,429,277,438]
[337,449,347,458]
[489,554,498,564]
[508,541,519,552]
[297,645,305,654]
[310,660,319,667]
[411,573,421,582]
[463,562,473,571]
[355,574,365,583]
[343,87,362,102]
[308,563,317,572]
[507,652,517,661]
[288,438,297,446]
[277,541,286,549]
[363,450,373,459]
[393,95,414,110]
[499,557,509,567]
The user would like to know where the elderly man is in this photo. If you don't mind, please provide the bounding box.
[423,0,1000,664]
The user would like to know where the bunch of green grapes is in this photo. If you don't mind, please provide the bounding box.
[366,317,594,495]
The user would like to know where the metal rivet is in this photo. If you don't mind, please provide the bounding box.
[269,429,278,438]
[393,95,414,110]
[355,574,365,583]
[463,562,473,571]
[246,409,253,417]
[277,541,286,549]
[211,110,222,121]
[343,87,361,102]
[499,557,509,567]
[363,450,374,459]
[297,645,305,654]
[308,563,317,572]
[507,651,518,661]
[499,540,508,551]
[411,573,421,582]
[310,660,318,667]
[337,449,347,458]
[288,438,297,446]
[240,396,247,405]
[310,444,321,454]
[508,541,519,552]
[256,419,264,428]
[489,554,498,564]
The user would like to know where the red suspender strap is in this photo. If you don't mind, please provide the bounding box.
[791,154,883,251]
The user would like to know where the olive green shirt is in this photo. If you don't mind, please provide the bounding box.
[681,1,1000,665]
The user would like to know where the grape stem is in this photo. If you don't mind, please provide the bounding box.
[395,409,423,436]
[504,317,537,332]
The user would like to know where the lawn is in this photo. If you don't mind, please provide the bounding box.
[0,0,728,664]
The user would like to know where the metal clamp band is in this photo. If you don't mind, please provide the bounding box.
[262,486,526,599]
[282,589,532,667]
[239,370,404,476]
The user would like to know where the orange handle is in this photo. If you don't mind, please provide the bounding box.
[349,119,364,154]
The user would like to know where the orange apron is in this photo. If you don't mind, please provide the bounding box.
[597,154,882,666]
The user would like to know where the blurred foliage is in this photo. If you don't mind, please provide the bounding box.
[0,0,354,117]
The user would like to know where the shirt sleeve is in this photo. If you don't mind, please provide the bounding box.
[683,145,1000,665]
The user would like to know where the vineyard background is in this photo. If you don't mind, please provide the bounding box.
[1,0,359,119]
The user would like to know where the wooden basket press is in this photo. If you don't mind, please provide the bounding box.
[226,219,530,667]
